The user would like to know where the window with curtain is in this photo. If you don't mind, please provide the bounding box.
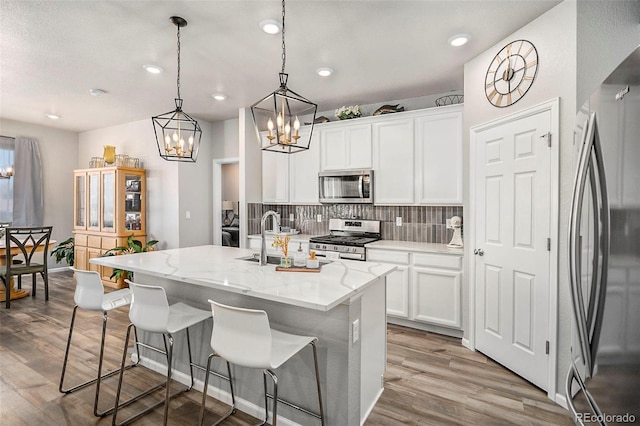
[0,136,14,223]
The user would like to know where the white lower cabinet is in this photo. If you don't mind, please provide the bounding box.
[412,266,461,328]
[386,266,410,318]
[367,246,463,336]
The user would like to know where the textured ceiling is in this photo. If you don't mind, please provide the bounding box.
[0,0,561,133]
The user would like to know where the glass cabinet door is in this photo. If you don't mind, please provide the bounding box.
[124,174,143,231]
[102,170,115,231]
[88,171,101,230]
[74,173,86,229]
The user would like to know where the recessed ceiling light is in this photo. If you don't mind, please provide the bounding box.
[143,64,164,74]
[89,88,107,97]
[448,33,470,47]
[316,67,333,77]
[260,19,280,35]
[45,113,60,120]
[212,93,227,101]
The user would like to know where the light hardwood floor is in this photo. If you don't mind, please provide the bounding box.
[0,270,573,425]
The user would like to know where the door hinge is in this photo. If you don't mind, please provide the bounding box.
[545,340,550,355]
[540,132,551,147]
[547,238,551,251]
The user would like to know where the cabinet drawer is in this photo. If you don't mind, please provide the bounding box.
[75,234,88,246]
[413,253,462,270]
[102,237,119,250]
[87,235,102,248]
[366,249,410,265]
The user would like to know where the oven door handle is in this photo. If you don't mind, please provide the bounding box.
[340,252,365,261]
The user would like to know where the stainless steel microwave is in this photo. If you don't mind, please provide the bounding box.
[318,169,373,204]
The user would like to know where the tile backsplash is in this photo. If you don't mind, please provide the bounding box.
[247,203,463,244]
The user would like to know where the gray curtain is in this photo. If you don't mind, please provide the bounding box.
[13,137,43,226]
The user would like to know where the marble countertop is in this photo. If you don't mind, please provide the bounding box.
[365,240,464,255]
[91,245,395,311]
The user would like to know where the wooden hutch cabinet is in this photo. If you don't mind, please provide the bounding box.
[73,166,146,288]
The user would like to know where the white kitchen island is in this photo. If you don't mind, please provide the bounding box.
[91,245,395,425]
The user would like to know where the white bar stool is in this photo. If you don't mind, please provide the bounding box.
[199,299,325,426]
[112,280,212,426]
[59,268,138,417]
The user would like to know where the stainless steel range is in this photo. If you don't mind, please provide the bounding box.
[309,218,381,261]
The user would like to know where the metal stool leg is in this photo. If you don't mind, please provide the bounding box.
[199,354,235,426]
[112,327,195,426]
[59,306,140,418]
[265,369,278,426]
[311,341,325,426]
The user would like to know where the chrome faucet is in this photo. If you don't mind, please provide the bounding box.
[260,210,281,266]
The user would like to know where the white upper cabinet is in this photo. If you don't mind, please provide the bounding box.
[373,118,415,204]
[372,105,463,205]
[262,129,320,204]
[320,123,372,171]
[263,105,463,206]
[289,129,320,204]
[415,106,463,204]
[262,149,290,203]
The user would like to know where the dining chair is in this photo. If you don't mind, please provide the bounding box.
[200,300,325,426]
[112,280,212,426]
[0,226,53,308]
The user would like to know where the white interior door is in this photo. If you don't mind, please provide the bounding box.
[473,108,552,391]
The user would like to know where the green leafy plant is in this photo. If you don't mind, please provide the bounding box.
[101,234,159,282]
[50,237,75,266]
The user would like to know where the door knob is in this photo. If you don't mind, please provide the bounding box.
[474,248,484,256]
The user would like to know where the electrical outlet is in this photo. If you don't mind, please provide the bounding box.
[317,214,322,222]
[446,219,452,229]
[289,213,294,222]
[352,319,360,343]
[396,216,402,226]
[185,211,191,219]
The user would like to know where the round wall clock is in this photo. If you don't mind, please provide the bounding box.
[485,39,538,108]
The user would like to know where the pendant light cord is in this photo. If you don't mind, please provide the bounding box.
[176,24,181,100]
[281,0,286,74]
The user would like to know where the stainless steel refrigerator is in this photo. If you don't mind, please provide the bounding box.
[566,46,640,425]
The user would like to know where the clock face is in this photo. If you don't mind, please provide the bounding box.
[485,39,538,107]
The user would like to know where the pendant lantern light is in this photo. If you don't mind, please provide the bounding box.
[152,16,202,162]
[251,0,317,154]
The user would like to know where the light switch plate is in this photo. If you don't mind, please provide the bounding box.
[289,213,294,222]
[352,319,360,343]
[317,214,322,222]
[396,216,402,226]
[186,211,191,220]
[446,219,452,229]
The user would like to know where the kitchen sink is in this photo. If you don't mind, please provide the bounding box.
[236,254,282,265]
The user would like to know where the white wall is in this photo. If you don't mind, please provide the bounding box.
[463,0,640,400]
[0,118,78,267]
[211,117,239,159]
[79,117,214,249]
[577,0,640,108]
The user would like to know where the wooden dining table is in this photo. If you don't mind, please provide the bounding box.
[0,239,55,302]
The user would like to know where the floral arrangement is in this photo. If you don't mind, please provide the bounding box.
[335,105,362,120]
[272,234,291,258]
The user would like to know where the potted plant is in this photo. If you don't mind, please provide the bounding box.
[51,237,75,266]
[101,234,159,283]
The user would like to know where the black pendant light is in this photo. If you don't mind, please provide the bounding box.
[251,0,317,154]
[152,16,201,162]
